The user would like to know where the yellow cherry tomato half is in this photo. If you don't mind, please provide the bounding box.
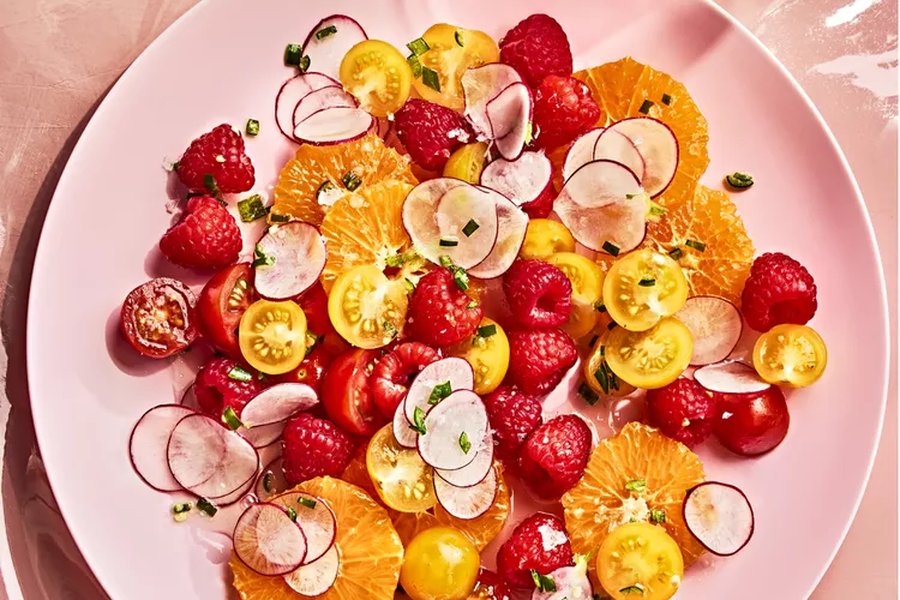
[340,39,412,117]
[443,142,489,183]
[400,527,480,600]
[519,219,576,260]
[584,333,637,397]
[605,317,693,389]
[366,424,436,513]
[603,249,689,332]
[238,299,307,375]
[445,317,509,394]
[412,23,500,111]
[548,252,604,339]
[597,522,684,600]
[753,323,827,387]
[327,264,409,349]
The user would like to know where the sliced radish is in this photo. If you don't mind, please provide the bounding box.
[402,178,469,266]
[293,106,373,145]
[593,128,646,182]
[435,430,493,487]
[275,73,340,141]
[467,192,528,279]
[256,457,290,499]
[556,159,642,209]
[129,404,195,492]
[694,361,771,394]
[434,184,500,269]
[684,481,754,556]
[434,464,498,520]
[462,63,524,138]
[274,492,338,564]
[393,401,419,449]
[167,413,260,499]
[180,385,200,410]
[487,82,532,160]
[562,128,604,182]
[606,117,678,197]
[233,502,308,576]
[241,383,318,428]
[254,222,326,300]
[532,556,592,600]
[480,151,552,207]
[301,15,368,79]
[417,390,488,471]
[284,544,340,596]
[292,86,357,128]
[209,470,257,507]
[404,357,474,426]
[240,421,288,449]
[676,296,743,365]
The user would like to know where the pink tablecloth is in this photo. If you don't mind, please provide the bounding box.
[0,0,895,597]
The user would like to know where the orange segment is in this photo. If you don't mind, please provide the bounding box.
[270,134,416,226]
[561,422,706,566]
[231,477,403,600]
[573,57,709,209]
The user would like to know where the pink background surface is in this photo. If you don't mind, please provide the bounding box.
[0,0,895,598]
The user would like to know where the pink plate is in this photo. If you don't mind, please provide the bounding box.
[25,1,889,599]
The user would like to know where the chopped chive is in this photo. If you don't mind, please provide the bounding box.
[228,365,253,382]
[638,278,656,287]
[315,25,337,40]
[523,121,534,145]
[385,253,407,267]
[589,335,600,348]
[459,431,472,454]
[725,171,754,189]
[238,194,268,222]
[428,381,452,405]
[245,119,260,136]
[620,585,645,595]
[454,30,465,46]
[172,502,193,515]
[668,247,684,260]
[284,43,303,66]
[439,238,459,247]
[476,324,497,338]
[298,496,317,509]
[462,219,480,237]
[685,239,706,252]
[341,171,362,191]
[221,406,243,430]
[607,321,617,331]
[285,506,298,521]
[299,55,310,72]
[594,301,607,313]
[661,93,672,105]
[648,202,667,217]
[270,212,290,223]
[602,241,620,256]
[466,299,479,309]
[196,497,218,517]
[595,365,610,394]
[407,53,423,78]
[625,479,647,494]
[649,508,667,524]
[403,277,416,292]
[439,256,470,291]
[316,180,337,199]
[262,472,274,493]
[383,320,398,338]
[608,365,620,391]
[421,67,441,92]
[530,570,556,593]
[638,99,654,114]
[203,174,220,197]
[412,406,427,435]
[253,244,276,268]
[406,37,430,56]
[578,383,600,406]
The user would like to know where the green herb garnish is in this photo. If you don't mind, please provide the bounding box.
[341,171,362,191]
[385,252,409,267]
[422,67,441,92]
[462,219,480,237]
[725,171,754,189]
[602,241,620,256]
[403,277,416,293]
[406,37,430,56]
[668,247,684,260]
[638,99,654,114]
[578,383,600,406]
[284,43,303,66]
[286,506,298,521]
[476,324,497,338]
[530,570,556,593]
[620,584,645,595]
[298,496,317,509]
[245,119,260,136]
[648,202,667,217]
[661,93,672,105]
[228,365,253,382]
[262,472,274,493]
[439,255,469,290]
[238,194,268,222]
[428,381,452,405]
[221,406,243,430]
[625,479,647,494]
[594,301,607,313]
[172,502,193,522]
[299,55,311,72]
[685,239,706,252]
[439,238,459,247]
[454,30,465,46]
[270,212,290,223]
[638,278,656,287]
[196,497,218,517]
[253,244,275,268]
[407,53,423,78]
[650,509,667,524]
[203,174,220,197]
[595,364,610,395]
[459,431,471,454]
[466,300,479,309]
[412,406,427,435]
[316,180,337,200]
[315,25,337,40]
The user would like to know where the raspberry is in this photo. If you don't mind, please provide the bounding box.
[471,569,513,600]
[193,357,262,419]
[407,268,483,347]
[503,259,572,328]
[175,124,255,193]
[741,252,818,332]
[520,186,554,219]
[159,196,242,270]
[496,512,574,588]
[282,412,355,485]
[394,99,473,171]
[646,378,717,447]
[370,342,440,418]
[533,75,602,150]
[518,414,591,499]
[499,14,573,88]
[483,386,543,461]
[506,328,577,395]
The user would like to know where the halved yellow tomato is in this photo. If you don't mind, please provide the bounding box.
[238,299,307,375]
[340,39,413,117]
[548,252,604,339]
[605,317,693,389]
[411,24,500,110]
[445,317,509,394]
[753,324,827,387]
[584,333,637,397]
[597,522,684,600]
[327,264,408,349]
[366,424,436,513]
[603,249,688,332]
[443,142,489,183]
[519,219,576,260]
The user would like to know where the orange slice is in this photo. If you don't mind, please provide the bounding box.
[270,134,416,226]
[562,422,705,566]
[572,57,709,209]
[231,477,403,600]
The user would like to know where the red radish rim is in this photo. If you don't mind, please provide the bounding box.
[563,128,605,183]
[292,85,357,129]
[676,295,744,366]
[433,465,498,520]
[208,468,258,506]
[693,360,771,394]
[466,189,529,280]
[486,82,533,161]
[606,117,679,198]
[274,73,341,142]
[128,404,195,492]
[293,105,374,146]
[233,502,309,576]
[240,421,288,449]
[241,383,318,428]
[179,385,199,410]
[461,63,524,138]
[592,128,647,182]
[433,184,501,269]
[275,491,338,564]
[254,222,327,300]
[392,401,418,448]
[558,158,642,208]
[283,544,340,596]
[683,481,755,556]
[434,429,493,488]
[402,178,471,267]
[404,356,475,426]
[416,389,489,471]
[255,457,290,499]
[300,14,368,79]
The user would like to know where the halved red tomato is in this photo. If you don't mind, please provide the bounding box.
[272,346,333,395]
[120,277,198,358]
[321,348,385,436]
[295,282,350,357]
[196,263,255,358]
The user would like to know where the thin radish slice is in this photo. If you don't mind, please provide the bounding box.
[274,492,337,564]
[532,556,592,600]
[592,128,646,182]
[480,151,552,207]
[435,430,493,487]
[301,15,368,79]
[167,413,260,499]
[284,544,340,596]
[256,457,291,499]
[487,82,532,160]
[433,464,498,519]
[293,106,373,145]
[292,86,357,128]
[209,469,257,506]
[563,128,604,182]
[694,361,771,394]
[180,385,199,410]
[556,159,643,209]
[554,190,646,254]
[129,404,195,492]
[240,421,288,449]
[676,296,743,365]
[404,357,474,426]
[233,502,308,576]
[417,390,488,471]
[402,178,469,266]
[467,192,528,279]
[393,401,419,448]
[462,63,524,138]
[254,222,326,300]
[684,481,754,556]
[434,185,500,269]
[606,117,678,197]
[275,73,341,141]
[241,383,318,428]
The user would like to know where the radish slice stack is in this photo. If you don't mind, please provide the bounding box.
[275,72,373,145]
[675,296,743,365]
[467,191,529,279]
[563,128,604,181]
[693,361,771,394]
[129,404,195,492]
[462,63,524,138]
[254,223,326,300]
[683,481,754,556]
[461,64,533,160]
[480,151,552,208]
[435,185,501,268]
[402,357,474,436]
[300,15,368,79]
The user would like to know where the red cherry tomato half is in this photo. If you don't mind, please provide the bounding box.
[322,348,385,436]
[296,282,350,357]
[370,342,439,418]
[196,263,255,359]
[120,277,198,358]
[714,387,790,456]
[271,347,333,395]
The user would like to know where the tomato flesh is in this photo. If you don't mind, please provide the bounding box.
[519,218,576,260]
[443,142,489,183]
[597,522,684,600]
[603,249,688,332]
[445,318,509,395]
[272,347,333,395]
[322,347,385,436]
[366,424,436,513]
[752,324,827,387]
[238,299,307,375]
[296,282,350,357]
[400,527,480,600]
[714,386,790,456]
[370,342,439,418]
[340,39,412,117]
[120,277,197,358]
[196,263,255,359]
[604,317,693,389]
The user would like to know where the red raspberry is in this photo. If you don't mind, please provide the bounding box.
[159,196,242,270]
[520,186,554,219]
[394,99,473,171]
[282,412,355,485]
[518,414,591,499]
[503,259,572,328]
[370,342,440,418]
[472,569,513,600]
[175,124,255,193]
[193,357,262,418]
[646,378,717,447]
[506,328,577,395]
[483,386,543,461]
[499,14,573,89]
[741,252,818,332]
[407,268,483,347]
[496,512,574,588]
[533,76,601,150]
